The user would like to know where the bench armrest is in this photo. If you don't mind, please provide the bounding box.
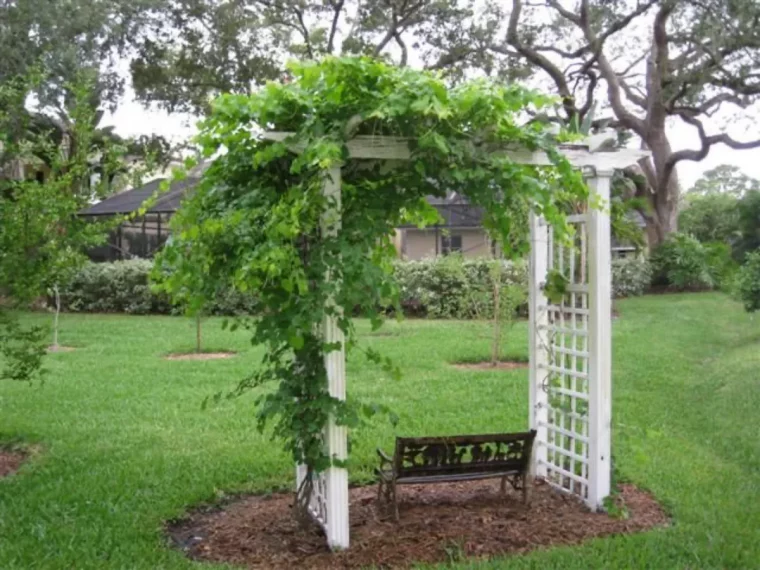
[376,447,394,467]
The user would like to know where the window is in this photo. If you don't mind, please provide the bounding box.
[441,234,462,255]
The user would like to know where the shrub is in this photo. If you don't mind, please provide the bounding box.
[736,251,760,313]
[703,241,739,291]
[735,190,760,261]
[612,257,651,297]
[58,260,257,316]
[393,256,528,319]
[650,233,714,291]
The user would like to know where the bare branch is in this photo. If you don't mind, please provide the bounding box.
[577,0,646,135]
[292,7,313,59]
[672,93,753,117]
[548,0,580,24]
[504,0,578,121]
[665,113,760,182]
[618,77,647,109]
[326,0,345,54]
[394,31,408,67]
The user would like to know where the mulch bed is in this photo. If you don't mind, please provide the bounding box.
[164,352,236,361]
[452,360,528,371]
[0,450,27,478]
[168,479,667,569]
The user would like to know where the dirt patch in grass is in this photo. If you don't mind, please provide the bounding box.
[164,352,237,361]
[47,345,76,353]
[167,479,667,569]
[0,450,27,478]
[452,360,528,371]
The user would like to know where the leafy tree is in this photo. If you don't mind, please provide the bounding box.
[0,0,158,108]
[129,0,517,115]
[736,190,760,261]
[736,250,760,313]
[689,165,760,197]
[0,71,138,362]
[157,58,587,517]
[679,193,739,245]
[501,0,760,247]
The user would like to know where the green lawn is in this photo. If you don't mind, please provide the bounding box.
[1,293,759,569]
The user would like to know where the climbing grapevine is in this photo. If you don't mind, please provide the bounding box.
[156,57,587,515]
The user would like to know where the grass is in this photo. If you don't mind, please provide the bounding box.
[0,293,759,569]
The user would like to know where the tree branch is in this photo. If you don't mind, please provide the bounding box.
[504,0,578,121]
[576,0,646,135]
[618,76,647,109]
[326,0,345,54]
[394,30,408,67]
[292,6,314,59]
[665,113,760,183]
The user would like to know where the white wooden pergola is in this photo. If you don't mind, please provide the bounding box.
[264,131,649,550]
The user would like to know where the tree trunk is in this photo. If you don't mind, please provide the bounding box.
[195,313,202,353]
[641,131,681,249]
[52,284,61,351]
[491,274,501,366]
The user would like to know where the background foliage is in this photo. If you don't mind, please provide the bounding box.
[735,251,760,313]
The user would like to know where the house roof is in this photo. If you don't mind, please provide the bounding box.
[80,177,200,216]
[399,194,485,228]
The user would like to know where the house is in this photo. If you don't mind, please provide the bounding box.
[394,194,496,259]
[81,180,642,261]
[79,177,199,261]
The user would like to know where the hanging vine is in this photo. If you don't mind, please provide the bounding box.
[155,57,587,517]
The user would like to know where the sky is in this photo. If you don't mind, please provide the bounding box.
[102,88,760,191]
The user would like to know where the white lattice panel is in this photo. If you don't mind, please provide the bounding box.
[530,173,613,511]
[542,216,590,499]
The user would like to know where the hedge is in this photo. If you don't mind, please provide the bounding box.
[57,260,257,316]
[59,254,649,317]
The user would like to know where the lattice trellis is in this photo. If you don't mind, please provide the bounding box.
[542,214,591,498]
[296,464,329,527]
[529,174,613,510]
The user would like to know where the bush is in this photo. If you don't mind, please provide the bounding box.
[612,257,651,297]
[393,256,528,319]
[736,251,760,313]
[650,233,714,291]
[58,260,258,315]
[703,241,739,291]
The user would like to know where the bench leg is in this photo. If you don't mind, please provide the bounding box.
[522,474,531,506]
[392,480,399,522]
[500,476,507,498]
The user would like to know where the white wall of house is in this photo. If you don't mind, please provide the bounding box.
[398,227,494,259]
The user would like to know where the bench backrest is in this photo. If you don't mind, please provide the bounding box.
[393,430,536,478]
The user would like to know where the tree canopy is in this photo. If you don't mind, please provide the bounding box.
[688,165,760,197]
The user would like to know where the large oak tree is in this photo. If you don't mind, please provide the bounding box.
[499,0,760,245]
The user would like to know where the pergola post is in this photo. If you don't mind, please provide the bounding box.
[528,212,549,480]
[321,165,350,549]
[586,169,613,509]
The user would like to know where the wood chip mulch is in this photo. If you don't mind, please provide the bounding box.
[167,479,668,569]
[0,450,26,478]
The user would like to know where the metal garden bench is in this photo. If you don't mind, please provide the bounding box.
[376,430,536,520]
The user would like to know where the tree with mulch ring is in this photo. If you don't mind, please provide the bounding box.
[163,350,236,361]
[167,479,668,569]
[0,442,35,478]
[452,359,528,371]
